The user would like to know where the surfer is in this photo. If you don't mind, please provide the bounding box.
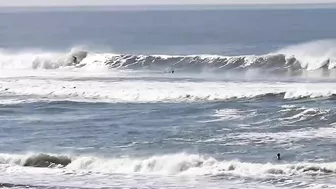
[164,70,175,74]
[72,56,78,64]
[277,153,281,160]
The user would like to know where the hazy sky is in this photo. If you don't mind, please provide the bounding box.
[0,0,336,6]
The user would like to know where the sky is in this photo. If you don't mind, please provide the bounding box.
[0,0,336,6]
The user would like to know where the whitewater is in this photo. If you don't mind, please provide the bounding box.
[1,6,336,189]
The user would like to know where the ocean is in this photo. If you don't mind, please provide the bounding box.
[0,5,336,189]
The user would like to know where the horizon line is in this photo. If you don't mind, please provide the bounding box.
[0,3,336,11]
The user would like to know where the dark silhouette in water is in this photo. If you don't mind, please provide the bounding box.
[72,56,78,64]
[164,70,175,74]
[277,153,281,160]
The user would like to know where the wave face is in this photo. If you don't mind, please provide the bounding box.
[2,40,336,75]
[23,154,71,168]
[0,153,71,168]
[1,153,336,177]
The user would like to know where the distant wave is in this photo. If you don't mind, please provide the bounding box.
[1,153,336,177]
[2,40,336,74]
[32,52,336,73]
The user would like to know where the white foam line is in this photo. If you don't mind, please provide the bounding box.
[0,78,336,103]
[1,152,336,178]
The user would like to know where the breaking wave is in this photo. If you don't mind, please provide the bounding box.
[1,153,336,177]
[2,40,336,75]
[0,48,87,70]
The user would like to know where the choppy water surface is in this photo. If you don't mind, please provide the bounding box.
[1,6,336,189]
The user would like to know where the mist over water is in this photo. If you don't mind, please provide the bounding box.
[1,7,336,189]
